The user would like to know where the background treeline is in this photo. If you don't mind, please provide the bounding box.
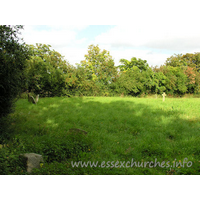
[24,43,200,97]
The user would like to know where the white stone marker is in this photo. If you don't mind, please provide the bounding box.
[20,153,44,173]
[162,92,167,102]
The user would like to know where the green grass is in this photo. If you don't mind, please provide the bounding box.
[1,96,200,175]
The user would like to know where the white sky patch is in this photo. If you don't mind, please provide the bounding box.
[75,38,87,45]
[13,0,200,68]
[94,23,200,52]
[22,25,88,49]
[108,48,171,67]
[22,25,91,64]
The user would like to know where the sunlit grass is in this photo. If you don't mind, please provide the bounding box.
[6,96,200,174]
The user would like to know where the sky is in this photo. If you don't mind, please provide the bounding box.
[3,0,200,67]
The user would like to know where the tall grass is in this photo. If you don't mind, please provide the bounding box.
[1,96,199,174]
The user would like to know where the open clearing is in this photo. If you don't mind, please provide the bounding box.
[5,97,200,175]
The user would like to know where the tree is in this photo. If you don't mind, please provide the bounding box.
[115,57,151,96]
[142,67,155,94]
[118,57,149,72]
[165,54,187,68]
[115,67,144,96]
[25,44,73,97]
[0,25,29,140]
[184,66,196,93]
[156,65,187,95]
[73,66,101,96]
[159,66,177,95]
[0,25,29,117]
[175,67,187,94]
[164,53,200,94]
[182,53,200,72]
[165,53,200,72]
[152,71,166,94]
[80,44,118,88]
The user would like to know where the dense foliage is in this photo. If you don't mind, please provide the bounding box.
[23,44,200,97]
[1,25,200,113]
[25,43,74,97]
[0,25,29,140]
[0,25,29,117]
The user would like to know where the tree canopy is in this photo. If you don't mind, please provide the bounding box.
[80,44,118,85]
[1,26,198,99]
[23,44,200,97]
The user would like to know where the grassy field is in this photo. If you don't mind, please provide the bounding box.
[1,96,200,175]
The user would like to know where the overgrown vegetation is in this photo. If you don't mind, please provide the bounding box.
[1,97,199,175]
